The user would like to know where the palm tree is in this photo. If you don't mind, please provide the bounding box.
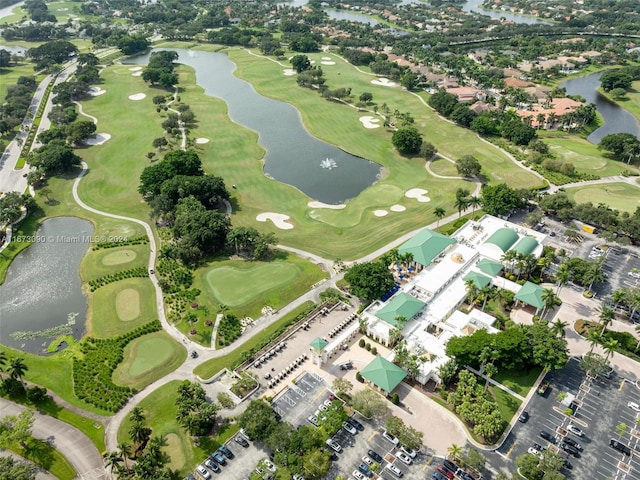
[480,285,494,311]
[611,289,626,310]
[555,263,570,295]
[465,279,479,305]
[0,350,6,372]
[483,363,498,393]
[447,443,463,462]
[454,197,469,218]
[468,196,482,216]
[540,288,557,320]
[501,250,517,274]
[603,339,619,362]
[551,319,569,338]
[129,406,145,425]
[117,441,131,473]
[635,324,640,351]
[585,260,605,293]
[586,328,601,354]
[104,451,121,480]
[8,357,28,386]
[598,305,615,336]
[128,421,148,447]
[434,207,446,229]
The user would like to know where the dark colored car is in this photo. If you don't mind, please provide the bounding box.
[432,472,449,480]
[234,435,249,448]
[347,417,364,431]
[560,443,579,457]
[358,463,372,477]
[437,464,454,479]
[532,443,544,452]
[562,437,582,451]
[563,459,573,470]
[443,459,458,473]
[367,449,383,464]
[539,431,555,443]
[218,445,234,459]
[190,350,198,358]
[518,411,529,423]
[610,439,631,456]
[210,451,226,465]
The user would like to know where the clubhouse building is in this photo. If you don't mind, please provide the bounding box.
[358,214,547,390]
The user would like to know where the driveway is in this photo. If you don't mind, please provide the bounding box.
[0,399,106,480]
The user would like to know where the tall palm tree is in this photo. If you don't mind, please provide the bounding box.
[8,357,28,386]
[117,441,131,473]
[0,350,6,372]
[129,406,146,425]
[603,339,619,362]
[447,443,463,462]
[468,196,482,216]
[465,279,479,306]
[610,289,626,310]
[540,288,557,320]
[501,250,517,274]
[551,319,569,338]
[454,197,469,218]
[480,285,494,311]
[555,263,570,295]
[483,363,498,394]
[104,451,121,480]
[128,421,148,447]
[598,305,615,336]
[586,328,601,354]
[434,207,446,229]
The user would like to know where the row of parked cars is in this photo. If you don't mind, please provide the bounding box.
[432,459,480,480]
[195,444,236,479]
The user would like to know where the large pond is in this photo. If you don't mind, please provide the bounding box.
[561,72,640,144]
[462,0,552,25]
[325,8,379,26]
[0,217,93,354]
[126,49,381,204]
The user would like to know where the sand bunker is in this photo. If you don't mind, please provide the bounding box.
[321,61,336,65]
[405,188,431,203]
[128,93,146,101]
[308,201,346,210]
[256,212,294,230]
[374,210,389,217]
[359,116,381,129]
[85,133,111,146]
[321,56,332,60]
[370,78,397,87]
[129,67,142,71]
[88,87,106,96]
[195,138,210,144]
[132,71,143,77]
[390,205,406,212]
[283,69,296,76]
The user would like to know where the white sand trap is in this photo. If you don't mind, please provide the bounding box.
[370,77,397,87]
[132,71,143,77]
[390,205,406,212]
[321,61,336,65]
[359,116,381,129]
[405,188,431,203]
[85,133,111,146]
[195,138,210,144]
[308,201,346,210]
[321,56,332,60]
[374,210,388,217]
[88,87,106,96]
[129,67,142,71]
[283,69,296,76]
[128,93,146,101]
[310,60,316,64]
[256,212,294,230]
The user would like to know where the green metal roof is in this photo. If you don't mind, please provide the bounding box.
[309,337,328,351]
[360,355,408,393]
[398,228,456,266]
[511,236,539,255]
[463,271,492,288]
[484,228,519,252]
[514,281,545,309]
[476,258,503,277]
[375,292,426,327]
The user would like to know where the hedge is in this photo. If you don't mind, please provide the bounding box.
[88,267,148,291]
[92,235,149,250]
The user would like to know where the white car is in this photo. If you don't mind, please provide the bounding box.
[527,447,543,459]
[352,471,365,480]
[323,399,333,408]
[567,424,584,437]
[343,422,358,435]
[400,446,417,458]
[628,401,640,412]
[318,404,329,412]
[196,465,211,479]
[362,456,374,466]
[629,271,640,279]
[326,438,342,453]
[382,430,400,445]
[397,451,412,465]
[265,460,277,472]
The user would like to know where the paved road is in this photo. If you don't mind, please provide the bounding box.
[0,399,106,480]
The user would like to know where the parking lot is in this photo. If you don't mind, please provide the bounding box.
[497,358,640,480]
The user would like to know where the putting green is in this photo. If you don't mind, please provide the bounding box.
[101,249,137,266]
[126,335,175,377]
[566,182,640,213]
[116,288,140,321]
[203,263,299,307]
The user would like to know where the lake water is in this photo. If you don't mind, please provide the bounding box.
[0,45,27,56]
[325,9,379,26]
[125,49,381,204]
[0,0,23,20]
[0,217,93,354]
[461,0,552,25]
[561,72,640,144]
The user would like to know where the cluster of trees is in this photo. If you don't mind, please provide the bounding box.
[227,227,277,261]
[446,321,569,373]
[27,40,77,71]
[0,192,34,227]
[600,66,640,93]
[2,22,68,41]
[344,260,395,301]
[539,192,640,244]
[0,352,31,399]
[0,410,34,453]
[117,35,150,56]
[392,126,423,155]
[139,150,230,264]
[142,50,179,90]
[175,380,218,436]
[480,183,530,217]
[24,0,56,23]
[456,155,482,178]
[598,132,640,164]
[0,75,36,136]
[27,141,81,177]
[0,456,36,480]
[515,449,568,480]
[384,416,423,451]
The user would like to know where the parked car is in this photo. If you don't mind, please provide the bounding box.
[528,447,543,458]
[347,417,364,431]
[443,459,458,473]
[400,446,417,458]
[265,460,276,472]
[610,439,631,456]
[325,439,342,453]
[382,430,400,445]
[566,424,584,437]
[352,471,365,480]
[190,350,198,358]
[362,456,374,466]
[343,422,357,435]
[358,463,372,477]
[196,465,211,479]
[628,401,640,412]
[532,443,544,452]
[432,472,449,480]
[368,450,383,464]
[539,431,555,443]
[318,403,329,412]
[293,475,305,480]
[204,459,219,473]
[397,452,412,465]
[437,464,454,479]
[218,445,234,459]
[385,463,404,478]
[560,443,579,457]
[307,415,318,426]
[234,435,249,448]
[518,411,529,423]
[210,451,226,466]
[562,437,582,451]
[323,399,333,408]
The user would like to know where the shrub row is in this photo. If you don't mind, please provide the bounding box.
[19,81,53,161]
[157,257,193,293]
[88,267,148,291]
[93,235,149,250]
[72,320,161,412]
[217,313,242,346]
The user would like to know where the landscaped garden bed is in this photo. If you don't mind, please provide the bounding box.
[230,372,258,399]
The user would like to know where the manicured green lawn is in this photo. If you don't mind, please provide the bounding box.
[542,134,634,177]
[490,385,522,424]
[112,331,186,390]
[88,277,157,338]
[194,301,315,379]
[117,380,240,475]
[195,253,326,319]
[0,60,44,104]
[565,182,640,213]
[493,367,543,398]
[428,157,459,177]
[8,437,76,480]
[81,244,150,281]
